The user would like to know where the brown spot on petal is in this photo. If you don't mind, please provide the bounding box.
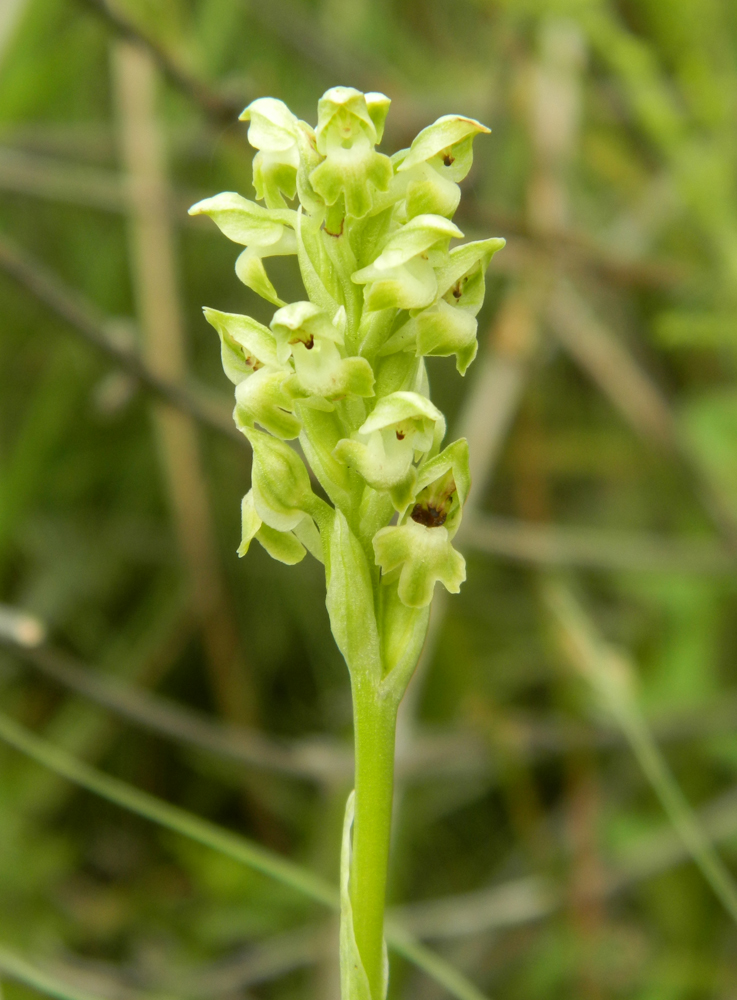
[396,430,405,440]
[443,153,455,167]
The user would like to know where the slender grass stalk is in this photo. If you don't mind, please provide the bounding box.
[545,579,737,924]
[0,710,490,1000]
[0,944,104,1000]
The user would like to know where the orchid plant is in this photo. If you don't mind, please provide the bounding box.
[190,87,503,1000]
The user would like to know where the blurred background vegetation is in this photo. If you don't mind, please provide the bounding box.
[2,0,737,996]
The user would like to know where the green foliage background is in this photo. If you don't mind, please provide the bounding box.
[1,0,737,996]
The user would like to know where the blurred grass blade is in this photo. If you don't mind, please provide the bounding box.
[0,944,104,1000]
[545,579,737,924]
[383,925,490,1000]
[0,634,350,781]
[0,712,491,1000]
[0,709,336,907]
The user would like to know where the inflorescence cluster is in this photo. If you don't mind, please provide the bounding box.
[190,87,504,609]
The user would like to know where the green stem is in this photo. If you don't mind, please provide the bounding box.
[350,680,398,1000]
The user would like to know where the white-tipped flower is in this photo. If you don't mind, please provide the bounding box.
[334,391,444,509]
[271,302,374,400]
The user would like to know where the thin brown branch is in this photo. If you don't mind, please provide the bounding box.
[465,514,736,575]
[0,231,244,447]
[547,278,737,549]
[74,0,245,125]
[0,634,350,782]
[462,201,688,291]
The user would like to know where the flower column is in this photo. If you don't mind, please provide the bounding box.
[190,87,504,999]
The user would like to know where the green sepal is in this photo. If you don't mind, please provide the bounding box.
[360,390,442,441]
[404,163,461,220]
[325,510,381,678]
[188,191,295,245]
[256,522,306,565]
[237,490,262,557]
[238,490,306,565]
[247,428,315,532]
[295,344,375,400]
[202,307,281,383]
[358,256,437,312]
[373,521,466,608]
[233,369,301,440]
[334,437,416,512]
[358,214,463,271]
[365,92,391,143]
[235,232,297,306]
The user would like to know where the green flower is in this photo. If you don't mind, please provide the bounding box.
[270,301,374,400]
[352,214,463,311]
[202,308,282,384]
[373,520,466,608]
[238,489,305,564]
[188,192,297,305]
[239,98,302,209]
[309,87,393,224]
[394,114,490,220]
[233,369,301,440]
[380,237,505,373]
[247,427,315,532]
[334,391,444,509]
[239,489,324,565]
[412,437,471,538]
